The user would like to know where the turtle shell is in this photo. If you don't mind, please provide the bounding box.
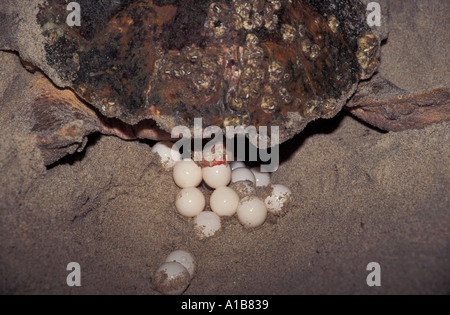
[36,0,380,143]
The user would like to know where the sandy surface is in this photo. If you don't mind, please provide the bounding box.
[0,0,449,294]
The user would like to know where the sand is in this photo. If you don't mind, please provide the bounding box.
[0,0,449,294]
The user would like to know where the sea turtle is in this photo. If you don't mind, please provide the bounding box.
[0,0,448,165]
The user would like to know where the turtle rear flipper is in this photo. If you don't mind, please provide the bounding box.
[30,75,103,165]
[346,74,450,131]
[30,74,171,166]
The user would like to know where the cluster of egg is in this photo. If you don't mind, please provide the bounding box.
[152,142,292,239]
[153,250,195,295]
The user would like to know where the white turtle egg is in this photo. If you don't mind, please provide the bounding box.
[165,250,195,279]
[175,187,205,217]
[210,186,240,216]
[231,168,256,185]
[173,160,202,188]
[202,164,232,188]
[265,184,292,214]
[237,196,267,228]
[230,161,246,171]
[152,141,181,169]
[154,262,190,295]
[194,211,221,239]
[250,167,271,187]
[231,181,256,198]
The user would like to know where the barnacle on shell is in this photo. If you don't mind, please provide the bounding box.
[37,0,380,144]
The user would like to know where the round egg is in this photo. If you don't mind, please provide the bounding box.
[152,141,181,169]
[265,184,292,214]
[250,167,271,187]
[165,250,195,279]
[230,181,256,198]
[230,161,246,171]
[202,164,232,189]
[237,196,268,228]
[173,160,202,188]
[194,211,221,239]
[175,187,205,217]
[154,262,190,295]
[231,168,256,185]
[210,186,240,217]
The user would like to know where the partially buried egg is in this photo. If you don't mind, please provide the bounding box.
[194,211,221,239]
[175,187,205,217]
[152,141,181,169]
[250,167,271,187]
[265,184,292,214]
[231,168,256,185]
[154,262,191,295]
[230,161,246,171]
[230,181,256,198]
[165,250,195,279]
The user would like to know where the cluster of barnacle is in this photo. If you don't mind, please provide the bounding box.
[228,29,299,118]
[285,20,323,62]
[357,33,380,77]
[155,47,220,96]
[205,0,282,39]
[261,58,295,114]
[303,96,342,119]
[229,34,266,110]
[151,2,354,126]
[232,0,282,32]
